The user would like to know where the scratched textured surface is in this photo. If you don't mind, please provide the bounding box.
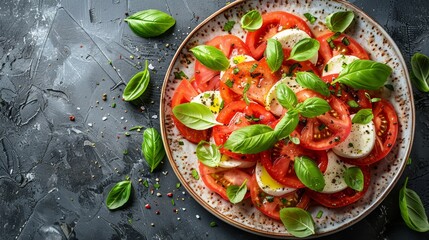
[0,0,428,240]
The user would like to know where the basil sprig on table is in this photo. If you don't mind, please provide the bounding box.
[288,38,320,62]
[123,60,150,101]
[196,141,221,167]
[352,109,374,124]
[410,52,429,92]
[280,207,315,238]
[106,180,132,210]
[344,167,364,191]
[240,10,262,31]
[325,11,354,33]
[399,177,429,232]
[190,45,230,71]
[142,128,165,172]
[295,72,330,97]
[294,156,325,191]
[227,179,248,204]
[172,102,222,130]
[124,9,175,38]
[265,39,284,72]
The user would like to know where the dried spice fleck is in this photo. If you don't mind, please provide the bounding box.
[145,203,151,209]
[167,192,173,198]
[69,115,75,121]
[102,93,107,101]
[210,221,217,227]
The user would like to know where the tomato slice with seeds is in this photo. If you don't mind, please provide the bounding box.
[317,33,369,65]
[249,174,310,220]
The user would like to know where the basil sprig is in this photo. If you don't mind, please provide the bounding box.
[240,10,262,31]
[265,39,284,72]
[142,128,165,172]
[288,38,320,62]
[297,97,331,118]
[224,124,278,154]
[276,83,298,109]
[294,156,325,191]
[106,180,132,210]
[196,141,221,167]
[410,52,429,92]
[352,109,373,124]
[190,45,230,71]
[332,60,392,90]
[227,179,248,204]
[399,177,429,232]
[325,11,354,33]
[344,167,364,191]
[172,102,222,130]
[124,9,175,38]
[280,208,315,238]
[123,60,150,101]
[295,72,330,96]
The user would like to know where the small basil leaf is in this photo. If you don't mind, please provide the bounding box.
[325,11,354,33]
[172,102,222,130]
[227,179,248,204]
[240,10,262,31]
[280,207,315,238]
[399,177,429,232]
[344,167,364,191]
[274,110,299,139]
[276,82,298,109]
[288,38,320,62]
[410,52,429,92]
[142,128,165,172]
[123,60,150,101]
[266,39,284,72]
[295,72,330,96]
[191,169,200,180]
[333,60,392,90]
[294,156,325,191]
[304,13,317,24]
[106,180,132,210]
[297,97,331,118]
[352,109,373,124]
[124,9,175,38]
[190,45,230,71]
[196,141,221,167]
[223,20,236,32]
[224,124,277,154]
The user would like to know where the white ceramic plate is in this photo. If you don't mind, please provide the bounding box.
[160,0,414,238]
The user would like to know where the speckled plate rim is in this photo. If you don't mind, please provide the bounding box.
[160,0,415,238]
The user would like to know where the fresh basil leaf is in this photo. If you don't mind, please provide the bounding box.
[196,141,221,167]
[274,110,299,140]
[124,9,175,38]
[123,60,150,101]
[294,156,325,191]
[191,169,200,180]
[172,102,222,130]
[289,135,300,145]
[223,20,236,32]
[344,167,364,191]
[190,45,230,71]
[332,60,392,90]
[106,180,132,210]
[288,38,320,62]
[280,207,315,238]
[399,177,429,232]
[352,109,373,124]
[142,128,165,172]
[325,11,354,33]
[224,124,277,154]
[276,82,298,109]
[304,13,317,24]
[227,179,248,204]
[295,72,330,96]
[240,10,262,31]
[266,39,284,72]
[347,100,359,108]
[410,52,429,92]
[297,97,331,118]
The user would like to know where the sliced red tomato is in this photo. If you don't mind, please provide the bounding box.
[341,99,398,165]
[199,163,251,201]
[260,140,328,188]
[220,59,279,105]
[280,58,321,77]
[307,166,370,208]
[317,33,369,65]
[193,35,252,92]
[249,174,310,220]
[219,81,241,105]
[245,11,313,60]
[171,80,210,144]
[296,89,352,150]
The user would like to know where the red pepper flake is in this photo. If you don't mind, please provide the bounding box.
[145,203,151,209]
[167,192,173,198]
[69,115,75,121]
[155,210,160,215]
[173,208,178,213]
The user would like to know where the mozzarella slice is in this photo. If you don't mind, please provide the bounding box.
[332,114,376,159]
[218,154,256,168]
[191,91,223,118]
[322,54,359,76]
[321,151,355,194]
[271,29,318,65]
[255,161,296,196]
[264,76,303,116]
[220,54,255,78]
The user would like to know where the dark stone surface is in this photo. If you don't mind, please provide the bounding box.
[0,0,428,239]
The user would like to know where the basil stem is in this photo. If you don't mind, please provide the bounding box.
[399,177,429,232]
[280,207,315,238]
[123,60,150,101]
[106,180,132,210]
[295,72,330,96]
[352,109,373,124]
[410,52,429,92]
[227,179,248,204]
[325,11,354,33]
[297,97,331,118]
[265,39,284,72]
[240,10,262,31]
[196,141,221,167]
[124,9,175,38]
[288,38,320,62]
[224,124,277,154]
[190,45,230,71]
[142,128,165,172]
[294,156,325,191]
[274,110,299,140]
[344,167,364,191]
[172,102,222,130]
[276,82,298,109]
